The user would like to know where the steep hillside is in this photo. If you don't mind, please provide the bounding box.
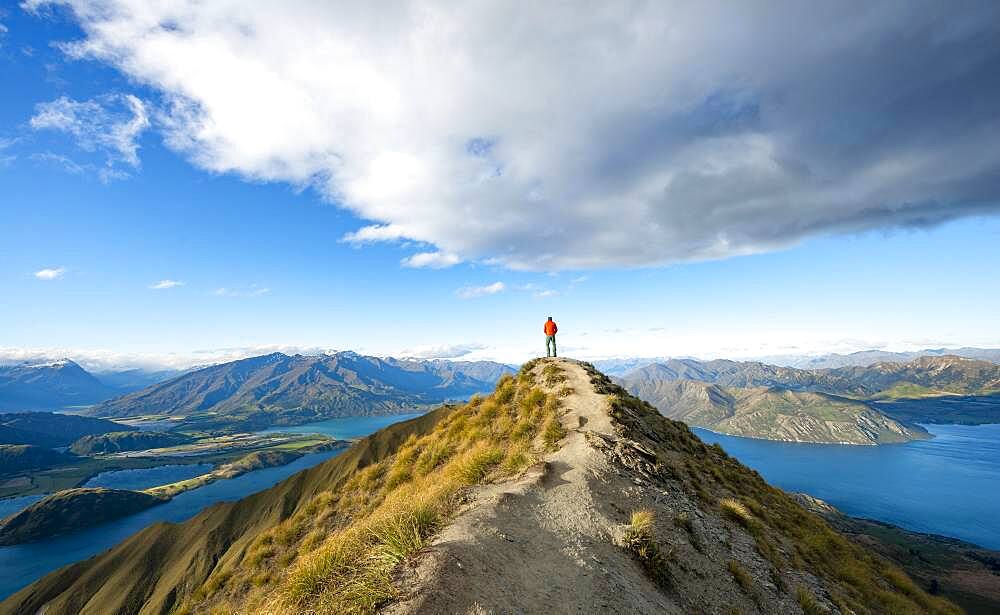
[69,431,195,455]
[0,412,134,447]
[2,360,956,615]
[0,444,73,474]
[795,494,1000,615]
[88,352,513,430]
[0,360,118,411]
[625,379,928,445]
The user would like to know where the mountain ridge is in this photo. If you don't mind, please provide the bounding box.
[85,352,515,431]
[0,359,117,411]
[1,360,958,615]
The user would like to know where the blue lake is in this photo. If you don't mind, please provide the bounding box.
[0,413,422,600]
[259,413,423,440]
[83,463,214,491]
[695,423,1000,550]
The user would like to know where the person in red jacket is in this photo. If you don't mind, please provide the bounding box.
[544,316,558,357]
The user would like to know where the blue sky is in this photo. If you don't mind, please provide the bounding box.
[2,2,999,370]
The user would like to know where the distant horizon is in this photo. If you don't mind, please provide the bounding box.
[3,343,999,374]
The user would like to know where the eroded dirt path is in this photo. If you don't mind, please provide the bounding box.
[383,358,679,614]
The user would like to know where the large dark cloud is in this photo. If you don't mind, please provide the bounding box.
[28,0,1000,269]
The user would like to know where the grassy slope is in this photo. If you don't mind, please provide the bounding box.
[588,364,959,615]
[0,365,565,615]
[795,494,1000,614]
[1,362,958,615]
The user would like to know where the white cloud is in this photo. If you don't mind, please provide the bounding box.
[34,267,66,280]
[401,251,461,269]
[30,93,149,178]
[214,285,271,297]
[149,279,183,290]
[27,1,1000,270]
[400,343,486,359]
[456,281,505,299]
[0,344,340,372]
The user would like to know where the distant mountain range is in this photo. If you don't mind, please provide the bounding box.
[756,347,1000,369]
[85,352,516,430]
[0,360,118,411]
[0,360,184,412]
[593,347,1000,376]
[621,355,1000,398]
[90,368,187,392]
[619,355,1000,444]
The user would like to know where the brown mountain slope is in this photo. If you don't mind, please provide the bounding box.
[2,360,958,615]
[625,378,928,445]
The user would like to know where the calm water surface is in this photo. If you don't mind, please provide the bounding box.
[0,413,421,600]
[259,413,423,440]
[83,463,214,490]
[695,423,1000,549]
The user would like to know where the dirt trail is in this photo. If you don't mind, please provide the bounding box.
[384,358,680,614]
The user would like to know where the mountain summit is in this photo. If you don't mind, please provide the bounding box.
[2,359,956,614]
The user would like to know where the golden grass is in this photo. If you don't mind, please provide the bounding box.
[619,509,672,590]
[719,498,753,528]
[175,360,568,615]
[795,585,824,615]
[579,362,961,615]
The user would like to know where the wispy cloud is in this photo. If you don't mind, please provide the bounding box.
[30,93,149,180]
[34,267,66,280]
[455,281,505,299]
[401,251,461,269]
[400,343,486,359]
[31,152,87,175]
[149,279,184,290]
[214,284,271,298]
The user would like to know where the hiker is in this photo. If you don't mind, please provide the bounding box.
[544,316,558,357]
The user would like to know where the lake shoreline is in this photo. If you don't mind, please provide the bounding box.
[695,422,1000,550]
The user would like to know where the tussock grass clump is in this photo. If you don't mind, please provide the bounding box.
[727,560,753,593]
[413,440,454,476]
[620,509,673,590]
[451,444,504,484]
[796,585,826,614]
[541,363,567,386]
[542,416,567,449]
[720,498,754,528]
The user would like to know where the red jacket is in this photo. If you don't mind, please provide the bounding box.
[544,320,558,335]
